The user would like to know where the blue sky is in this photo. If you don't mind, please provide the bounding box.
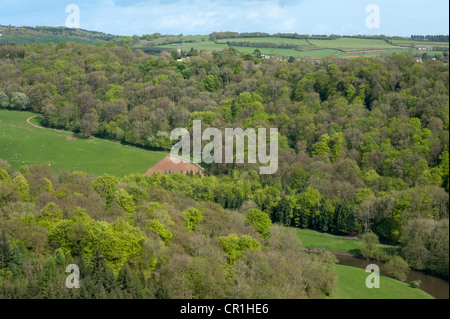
[0,0,448,36]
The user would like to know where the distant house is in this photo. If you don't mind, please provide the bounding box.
[414,57,423,64]
[416,46,428,51]
[0,33,2,37]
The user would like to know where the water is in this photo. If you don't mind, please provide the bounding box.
[336,254,449,299]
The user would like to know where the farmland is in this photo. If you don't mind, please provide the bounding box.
[331,265,434,299]
[0,109,166,177]
[0,32,448,301]
[132,34,449,59]
[1,26,447,60]
[296,228,363,254]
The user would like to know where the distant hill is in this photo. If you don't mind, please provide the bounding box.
[0,25,117,45]
[132,32,449,60]
[0,26,448,61]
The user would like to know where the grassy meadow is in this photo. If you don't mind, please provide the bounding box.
[0,109,166,177]
[296,228,363,254]
[331,265,434,299]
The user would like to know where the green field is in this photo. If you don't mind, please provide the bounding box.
[308,38,394,50]
[0,109,166,177]
[134,35,448,59]
[296,228,363,254]
[156,41,229,52]
[215,37,312,46]
[390,39,449,47]
[331,265,434,299]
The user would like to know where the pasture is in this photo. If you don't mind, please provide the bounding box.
[0,109,166,177]
[296,228,363,254]
[134,35,448,59]
[331,265,434,299]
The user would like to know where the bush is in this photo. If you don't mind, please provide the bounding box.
[409,280,421,288]
[383,256,410,282]
[360,232,379,259]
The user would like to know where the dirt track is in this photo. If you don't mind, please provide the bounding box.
[26,116,42,128]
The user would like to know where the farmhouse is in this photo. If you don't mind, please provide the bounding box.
[416,46,428,51]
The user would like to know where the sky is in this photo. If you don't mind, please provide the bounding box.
[0,0,448,37]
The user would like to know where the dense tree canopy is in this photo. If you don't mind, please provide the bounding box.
[0,41,448,282]
[0,163,337,298]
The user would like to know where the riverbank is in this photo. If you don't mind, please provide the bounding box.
[296,228,448,299]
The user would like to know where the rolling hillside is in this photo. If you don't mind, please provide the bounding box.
[0,25,117,45]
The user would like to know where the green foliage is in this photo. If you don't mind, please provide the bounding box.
[330,132,344,162]
[294,73,315,101]
[0,39,448,297]
[0,169,11,183]
[217,233,261,265]
[231,92,263,119]
[360,232,385,260]
[439,149,449,192]
[38,202,63,229]
[245,209,271,239]
[400,218,449,277]
[383,256,410,282]
[105,84,125,103]
[113,188,135,215]
[272,196,294,226]
[0,91,9,108]
[312,134,331,156]
[289,167,309,191]
[146,220,173,244]
[12,174,29,201]
[333,201,357,235]
[293,187,322,228]
[0,162,444,298]
[49,209,145,273]
[182,208,204,231]
[93,174,118,205]
[0,230,12,269]
[38,256,58,287]
[9,92,30,110]
[202,75,221,92]
[188,111,217,128]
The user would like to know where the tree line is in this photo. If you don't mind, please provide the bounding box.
[410,35,449,42]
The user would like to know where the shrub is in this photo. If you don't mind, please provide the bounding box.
[383,256,410,281]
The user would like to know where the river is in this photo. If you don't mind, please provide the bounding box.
[336,254,449,299]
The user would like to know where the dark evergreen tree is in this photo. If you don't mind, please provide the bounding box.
[0,229,12,269]
[332,201,356,235]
